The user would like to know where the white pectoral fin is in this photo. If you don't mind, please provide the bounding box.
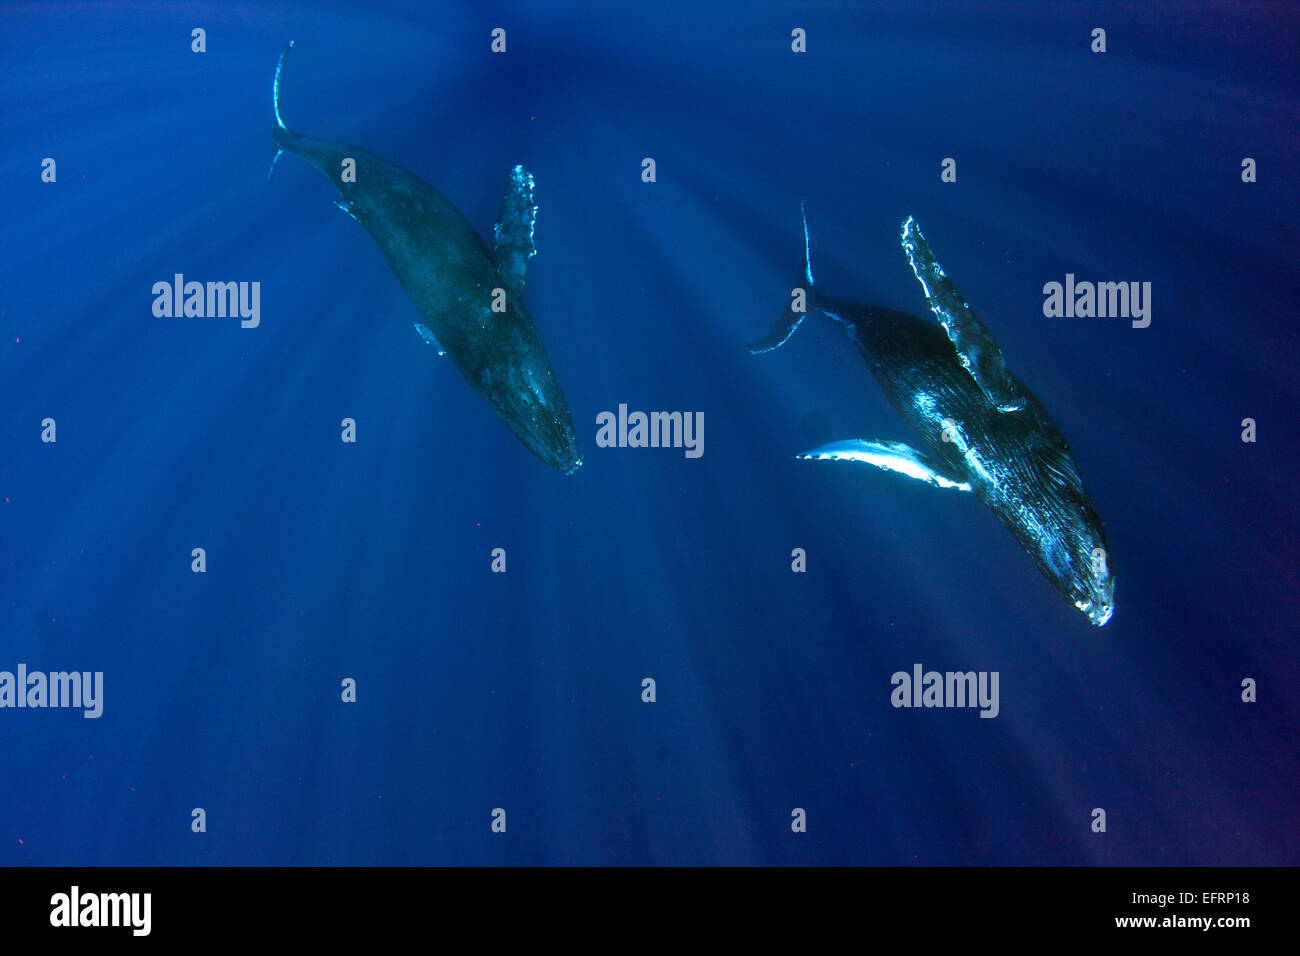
[900,216,1026,413]
[797,439,972,492]
[492,164,537,298]
[334,198,359,222]
[413,322,446,355]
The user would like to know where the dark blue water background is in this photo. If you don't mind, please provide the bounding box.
[0,0,1296,864]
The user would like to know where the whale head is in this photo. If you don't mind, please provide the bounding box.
[479,349,583,475]
[1072,536,1115,628]
[1021,452,1116,627]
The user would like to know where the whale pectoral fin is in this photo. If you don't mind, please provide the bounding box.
[900,217,1026,413]
[798,439,972,492]
[412,322,446,356]
[492,165,537,297]
[334,198,358,222]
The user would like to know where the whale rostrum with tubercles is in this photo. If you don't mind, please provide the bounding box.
[751,208,1115,626]
[267,42,581,474]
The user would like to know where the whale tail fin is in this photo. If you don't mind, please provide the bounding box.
[748,201,820,354]
[267,40,295,183]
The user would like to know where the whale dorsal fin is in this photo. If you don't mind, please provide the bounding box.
[798,439,972,491]
[492,165,538,297]
[900,217,1026,413]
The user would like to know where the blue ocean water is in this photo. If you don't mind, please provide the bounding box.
[0,0,1296,866]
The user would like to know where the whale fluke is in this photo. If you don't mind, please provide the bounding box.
[748,303,806,354]
[266,40,295,183]
[748,202,818,354]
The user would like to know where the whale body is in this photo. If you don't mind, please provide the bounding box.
[267,42,581,473]
[751,209,1115,626]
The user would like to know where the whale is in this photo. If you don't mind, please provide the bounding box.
[750,208,1115,626]
[267,42,581,473]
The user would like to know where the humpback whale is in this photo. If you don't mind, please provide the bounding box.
[267,42,581,473]
[751,208,1115,626]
